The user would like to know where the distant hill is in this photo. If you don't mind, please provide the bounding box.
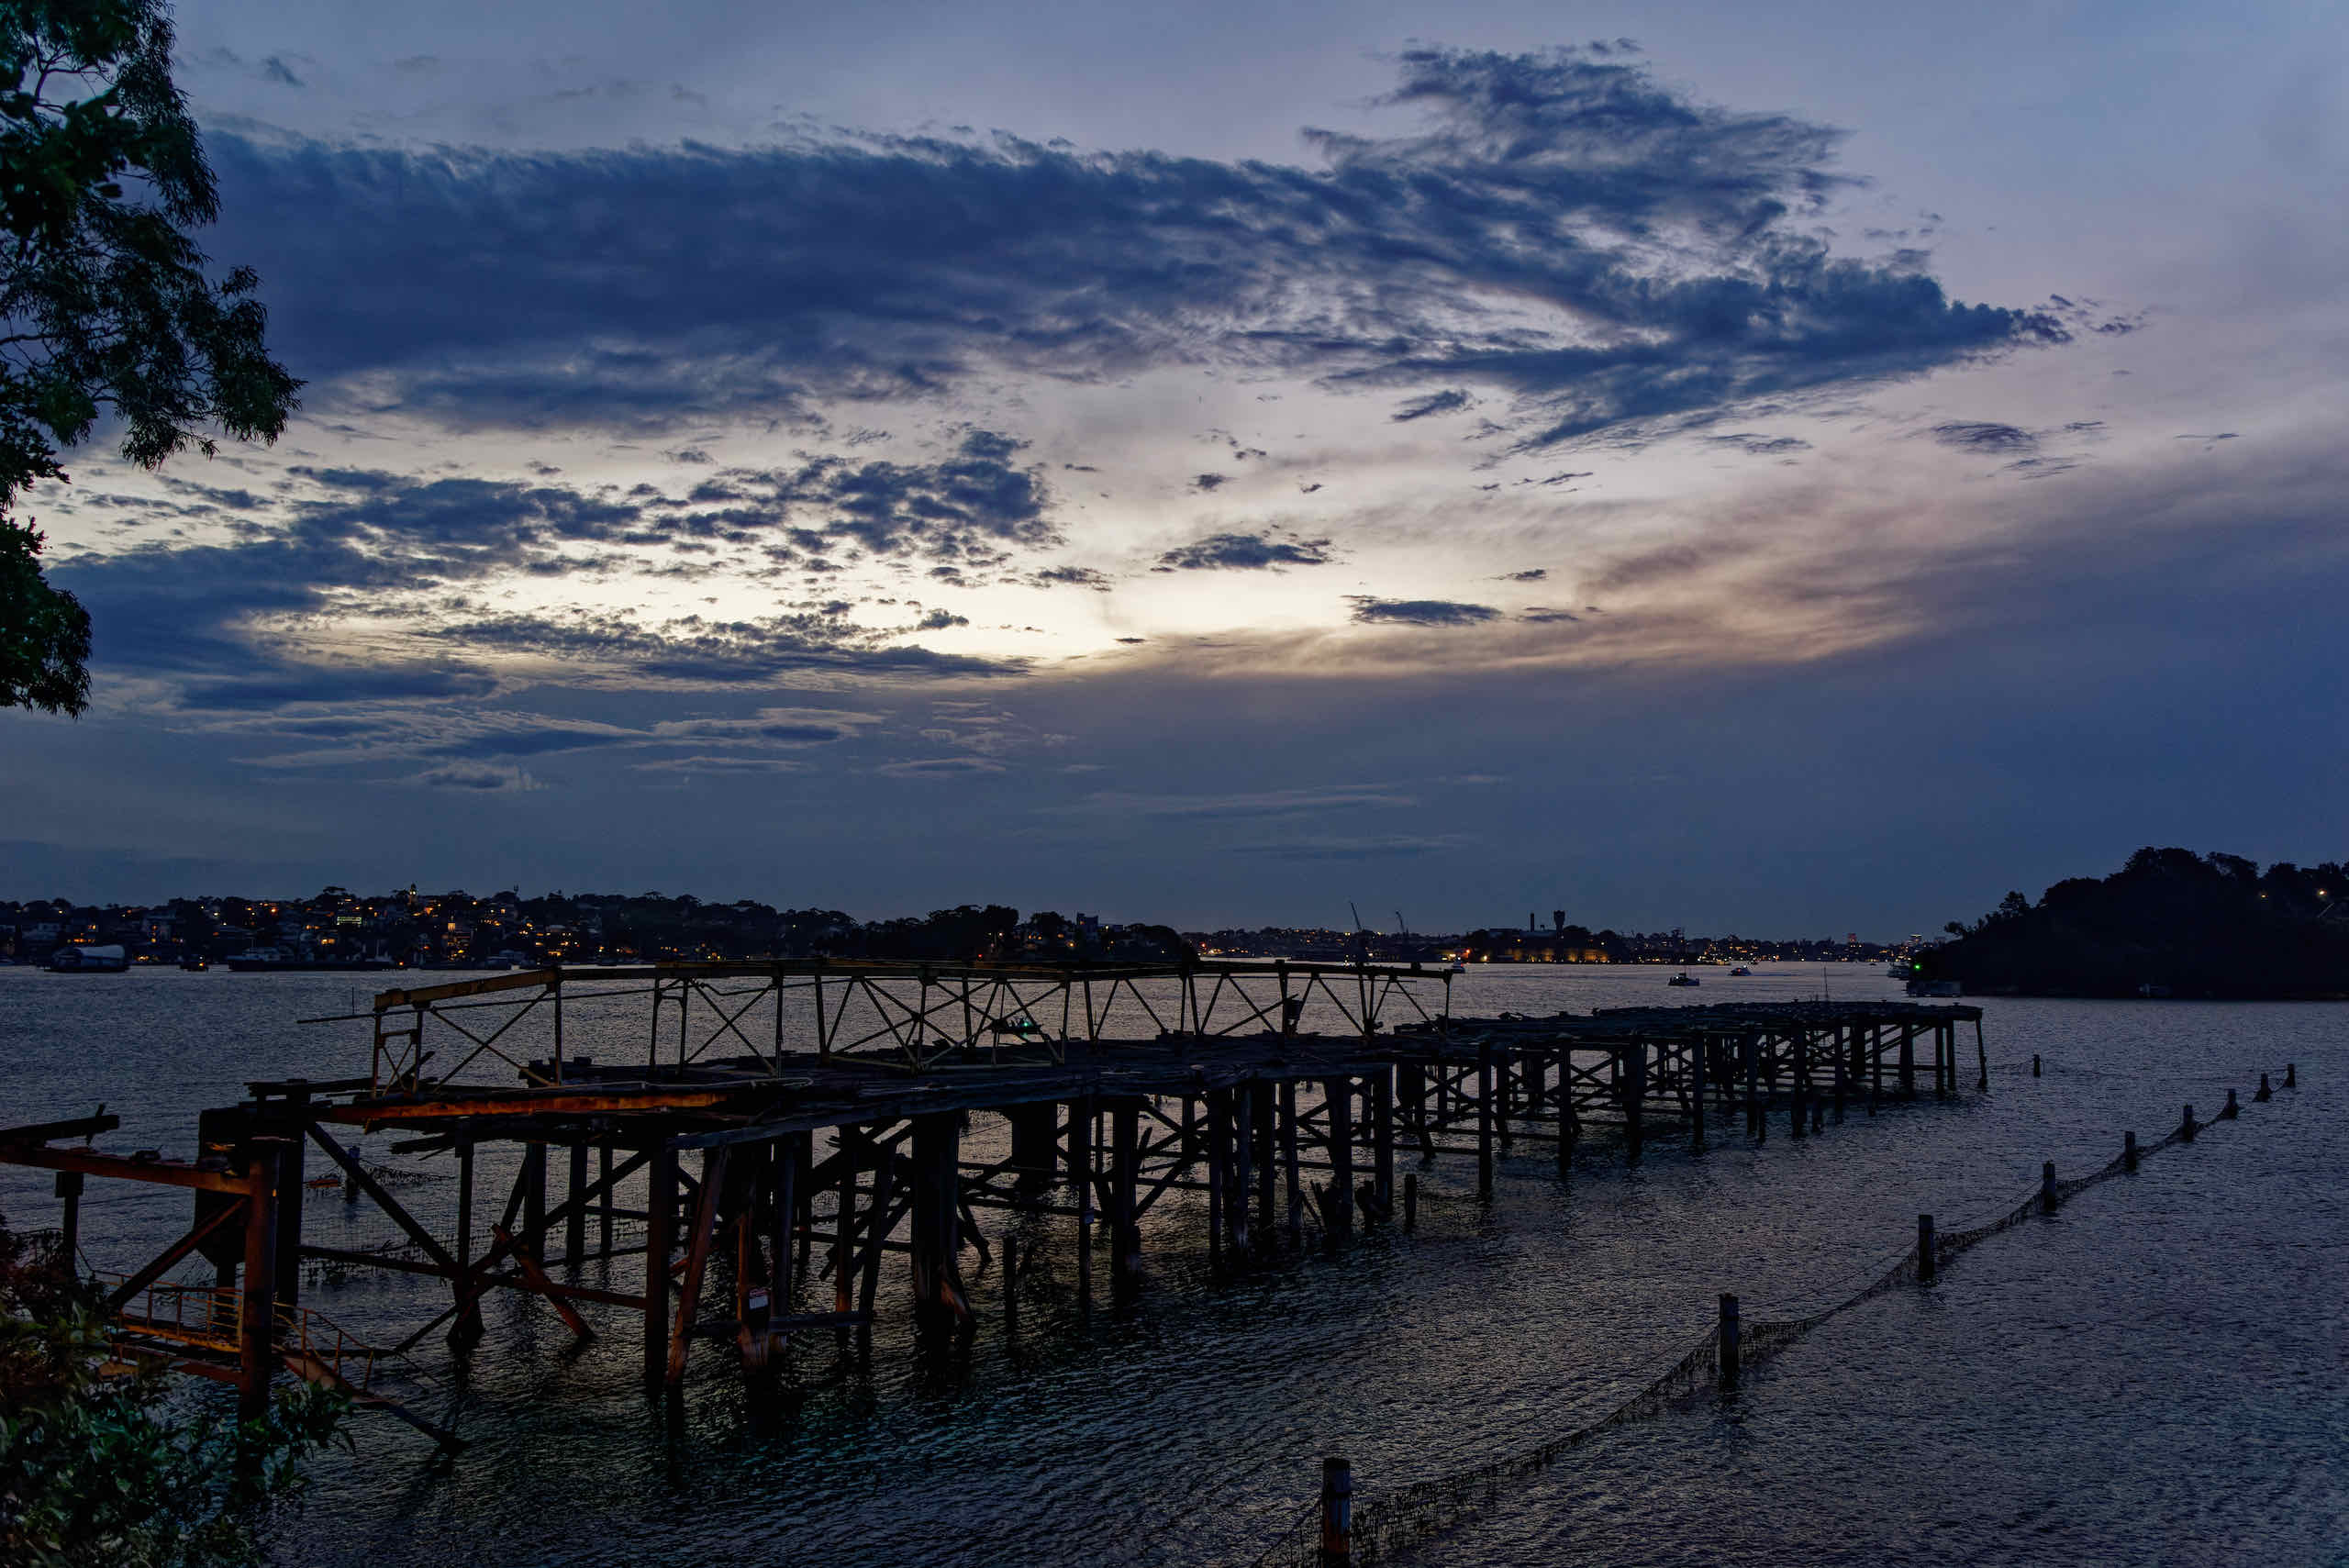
[1923,848,2349,999]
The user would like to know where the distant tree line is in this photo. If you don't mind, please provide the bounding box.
[1924,847,2349,998]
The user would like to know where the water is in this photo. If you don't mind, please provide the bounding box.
[2,963,2343,1565]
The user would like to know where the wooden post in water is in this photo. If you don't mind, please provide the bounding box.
[1475,1040,1495,1199]
[1111,1100,1141,1296]
[598,1142,614,1256]
[1789,1031,1808,1140]
[1898,1026,1917,1100]
[1255,1083,1278,1239]
[1319,1455,1353,1566]
[1371,1071,1395,1220]
[1073,1095,1095,1322]
[1557,1058,1576,1178]
[1976,1019,1989,1092]
[771,1133,801,1327]
[1281,1080,1303,1246]
[2220,1088,2240,1120]
[2255,1073,2272,1103]
[1325,1078,1355,1243]
[565,1142,587,1264]
[1624,1042,1646,1164]
[2124,1129,2138,1172]
[1403,1173,1418,1229]
[523,1140,546,1260]
[2041,1160,2057,1214]
[1718,1292,1741,1390]
[1916,1213,1936,1284]
[1205,1088,1229,1269]
[2181,1104,2197,1141]
[238,1139,285,1422]
[2285,1063,2297,1089]
[1831,1028,1847,1124]
[52,1170,80,1269]
[642,1140,677,1393]
[1691,1034,1708,1152]
[1232,1084,1255,1252]
[1744,1034,1762,1138]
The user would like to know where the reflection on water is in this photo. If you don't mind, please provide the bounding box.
[1,964,2341,1565]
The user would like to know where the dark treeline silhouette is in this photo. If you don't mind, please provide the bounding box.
[1925,847,2349,998]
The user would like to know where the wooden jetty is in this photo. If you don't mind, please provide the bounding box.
[0,960,1984,1425]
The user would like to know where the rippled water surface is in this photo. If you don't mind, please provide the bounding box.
[3,963,2343,1565]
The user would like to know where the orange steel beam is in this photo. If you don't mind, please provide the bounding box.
[317,1088,740,1123]
[0,1144,248,1194]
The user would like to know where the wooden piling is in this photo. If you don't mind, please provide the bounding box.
[1371,1072,1395,1218]
[642,1141,677,1392]
[239,1139,285,1421]
[2285,1063,2297,1088]
[1325,1078,1355,1242]
[1073,1095,1095,1322]
[1254,1083,1278,1240]
[1475,1041,1496,1198]
[597,1142,614,1256]
[524,1140,547,1260]
[1916,1213,1936,1284]
[1624,1043,1646,1164]
[2041,1160,2057,1214]
[1281,1080,1303,1246]
[1718,1292,1740,1390]
[1232,1084,1255,1252]
[1320,1455,1353,1565]
[2220,1088,2239,1120]
[1788,1032,1807,1140]
[565,1142,587,1263]
[909,1113,961,1322]
[1111,1100,1141,1295]
[1899,1026,1917,1100]
[1403,1173,1418,1229]
[2124,1129,2138,1173]
[1205,1088,1229,1269]
[1690,1034,1708,1152]
[52,1170,81,1269]
[2255,1073,2272,1103]
[2181,1103,2197,1141]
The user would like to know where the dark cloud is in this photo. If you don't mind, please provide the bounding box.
[1931,421,2037,452]
[1703,432,1811,456]
[1392,388,1473,421]
[1520,607,1580,624]
[877,756,1006,777]
[1500,568,1547,582]
[693,430,1053,562]
[1030,564,1111,590]
[1158,530,1335,571]
[1346,596,1501,627]
[437,608,1017,683]
[1192,473,1228,492]
[206,47,2056,444]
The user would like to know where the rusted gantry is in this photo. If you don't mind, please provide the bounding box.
[0,961,1983,1424]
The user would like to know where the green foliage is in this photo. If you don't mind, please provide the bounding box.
[1928,848,2349,998]
[0,1217,350,1567]
[1,517,86,711]
[0,0,299,716]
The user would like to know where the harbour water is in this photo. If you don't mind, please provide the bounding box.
[3,963,2342,1565]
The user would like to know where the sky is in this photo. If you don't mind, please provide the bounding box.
[5,0,2345,937]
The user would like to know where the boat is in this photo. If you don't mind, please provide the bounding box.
[1447,961,1467,973]
[1905,977,1964,997]
[1726,965,1753,977]
[1666,972,1699,987]
[179,954,209,972]
[45,944,128,973]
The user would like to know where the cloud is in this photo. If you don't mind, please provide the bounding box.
[877,756,1007,776]
[205,47,2057,445]
[1930,421,2038,452]
[1703,432,1811,456]
[1520,607,1580,624]
[1499,568,1547,582]
[682,430,1054,564]
[1346,596,1501,627]
[1030,564,1111,590]
[628,754,809,774]
[414,762,540,792]
[1074,784,1417,818]
[1158,529,1336,571]
[1392,388,1474,421]
[1232,833,1473,860]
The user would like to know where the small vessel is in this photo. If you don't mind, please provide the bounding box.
[1726,965,1753,977]
[1447,960,1467,973]
[179,954,209,972]
[45,944,128,973]
[1905,977,1964,997]
[1666,972,1699,987]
